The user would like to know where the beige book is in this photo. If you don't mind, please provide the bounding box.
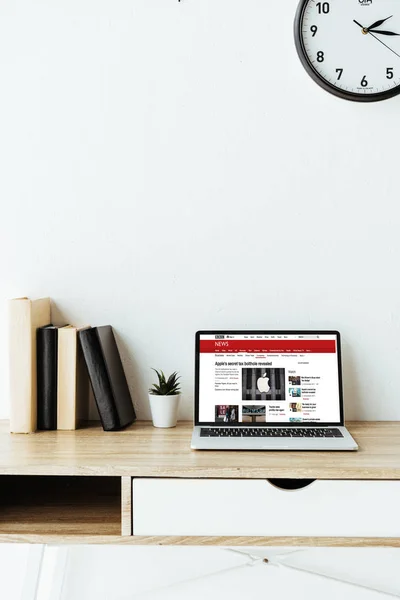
[57,325,90,430]
[9,297,51,433]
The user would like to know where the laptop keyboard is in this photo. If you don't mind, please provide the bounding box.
[200,427,343,438]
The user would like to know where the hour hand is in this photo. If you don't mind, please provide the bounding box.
[369,29,400,36]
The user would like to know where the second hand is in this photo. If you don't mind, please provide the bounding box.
[369,30,400,58]
[353,19,366,30]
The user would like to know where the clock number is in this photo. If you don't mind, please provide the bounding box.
[336,68,343,80]
[316,2,330,14]
[317,51,324,63]
[310,25,318,37]
[387,68,394,79]
[361,76,368,87]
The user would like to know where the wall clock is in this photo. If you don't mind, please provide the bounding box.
[294,0,400,101]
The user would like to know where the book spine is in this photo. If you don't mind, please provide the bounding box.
[37,327,58,430]
[57,328,76,431]
[78,328,119,431]
[9,300,33,433]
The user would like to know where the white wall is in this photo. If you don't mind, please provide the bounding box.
[0,0,399,422]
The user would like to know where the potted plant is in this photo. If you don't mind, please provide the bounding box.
[148,369,181,428]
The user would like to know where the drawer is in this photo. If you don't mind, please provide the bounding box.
[132,478,400,537]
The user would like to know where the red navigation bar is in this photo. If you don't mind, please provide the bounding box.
[200,340,336,354]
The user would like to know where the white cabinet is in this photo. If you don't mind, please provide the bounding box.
[132,478,400,537]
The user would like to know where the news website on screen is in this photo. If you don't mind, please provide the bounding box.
[198,333,341,424]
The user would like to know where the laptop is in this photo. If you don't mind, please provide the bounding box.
[191,330,358,451]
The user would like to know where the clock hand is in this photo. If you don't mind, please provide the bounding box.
[368,30,400,58]
[353,18,400,55]
[353,16,397,35]
[369,29,400,36]
[367,15,393,30]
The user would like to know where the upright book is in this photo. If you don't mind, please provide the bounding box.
[78,326,136,431]
[37,325,60,430]
[57,325,90,430]
[9,297,51,433]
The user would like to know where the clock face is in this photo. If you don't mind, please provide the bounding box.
[294,0,400,101]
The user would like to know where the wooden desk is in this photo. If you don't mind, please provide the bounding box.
[0,421,399,547]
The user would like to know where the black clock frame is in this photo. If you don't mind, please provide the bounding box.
[294,0,400,102]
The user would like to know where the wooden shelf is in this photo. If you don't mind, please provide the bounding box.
[0,534,399,548]
[0,476,121,538]
[0,420,399,479]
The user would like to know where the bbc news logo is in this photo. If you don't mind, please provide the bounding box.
[359,0,372,5]
[215,335,225,339]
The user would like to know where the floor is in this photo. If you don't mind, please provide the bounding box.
[2,545,399,599]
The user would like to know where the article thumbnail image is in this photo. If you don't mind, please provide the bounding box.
[289,387,301,398]
[242,368,285,401]
[289,402,302,413]
[215,405,239,424]
[242,405,266,423]
[289,376,301,386]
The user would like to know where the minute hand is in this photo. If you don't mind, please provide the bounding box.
[368,16,393,30]
[369,29,400,36]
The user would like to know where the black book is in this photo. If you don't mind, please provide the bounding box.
[78,326,136,431]
[37,325,59,430]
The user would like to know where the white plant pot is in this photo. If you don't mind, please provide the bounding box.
[149,394,181,428]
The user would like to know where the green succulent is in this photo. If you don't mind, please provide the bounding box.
[149,369,181,396]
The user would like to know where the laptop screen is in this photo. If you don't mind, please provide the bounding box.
[195,331,343,426]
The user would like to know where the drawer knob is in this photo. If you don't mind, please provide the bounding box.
[267,479,315,490]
